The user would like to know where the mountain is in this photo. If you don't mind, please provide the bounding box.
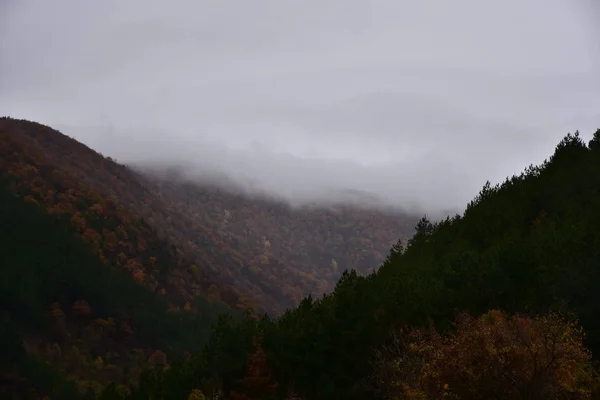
[0,117,416,314]
[122,129,600,399]
[0,117,251,313]
[0,179,234,398]
[4,115,599,399]
[0,116,415,397]
[131,165,415,313]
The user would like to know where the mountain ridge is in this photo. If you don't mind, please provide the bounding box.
[0,116,416,314]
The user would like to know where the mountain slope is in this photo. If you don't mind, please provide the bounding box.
[0,177,235,398]
[0,117,250,313]
[0,117,416,314]
[261,130,600,399]
[0,116,416,397]
[125,129,600,399]
[134,169,415,309]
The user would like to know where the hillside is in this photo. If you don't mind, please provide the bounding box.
[0,179,241,398]
[0,117,250,397]
[0,116,414,397]
[4,116,600,399]
[0,117,251,313]
[132,167,415,309]
[0,117,415,314]
[122,129,600,399]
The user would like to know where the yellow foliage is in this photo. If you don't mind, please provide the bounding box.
[187,389,206,400]
[331,259,338,271]
[49,302,65,320]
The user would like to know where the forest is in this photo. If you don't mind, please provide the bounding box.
[1,118,600,399]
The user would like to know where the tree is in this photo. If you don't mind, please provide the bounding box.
[589,128,600,151]
[385,239,404,264]
[371,310,598,399]
[407,216,433,248]
[414,216,433,237]
[187,389,206,400]
[148,350,168,370]
[229,336,278,400]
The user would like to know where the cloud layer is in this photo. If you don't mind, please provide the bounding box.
[1,0,599,213]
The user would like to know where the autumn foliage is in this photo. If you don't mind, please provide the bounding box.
[0,117,250,313]
[372,310,598,399]
[230,336,278,400]
[0,117,414,315]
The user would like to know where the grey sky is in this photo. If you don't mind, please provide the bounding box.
[1,0,599,213]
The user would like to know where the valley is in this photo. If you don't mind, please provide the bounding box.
[2,117,600,399]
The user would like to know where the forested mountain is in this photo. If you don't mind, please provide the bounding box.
[0,116,413,398]
[0,117,255,314]
[117,129,600,399]
[131,168,415,311]
[0,178,234,398]
[2,116,600,399]
[0,117,415,314]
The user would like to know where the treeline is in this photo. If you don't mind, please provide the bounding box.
[116,130,600,399]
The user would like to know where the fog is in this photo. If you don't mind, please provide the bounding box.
[1,0,599,213]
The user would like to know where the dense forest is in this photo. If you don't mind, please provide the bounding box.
[2,118,600,399]
[0,174,238,398]
[114,129,600,400]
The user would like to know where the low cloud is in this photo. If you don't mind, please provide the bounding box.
[1,0,599,215]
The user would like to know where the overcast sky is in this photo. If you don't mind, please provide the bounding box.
[1,0,599,213]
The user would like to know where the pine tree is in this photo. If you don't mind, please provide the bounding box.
[229,336,278,400]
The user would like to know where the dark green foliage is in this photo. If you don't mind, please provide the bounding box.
[590,128,600,151]
[126,311,258,400]
[0,179,229,352]
[249,130,600,399]
[113,130,600,400]
[0,179,235,396]
[0,321,81,399]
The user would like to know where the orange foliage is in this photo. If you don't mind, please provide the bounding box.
[230,337,278,400]
[372,310,598,400]
[148,350,168,369]
[23,194,39,205]
[133,269,145,283]
[71,300,92,317]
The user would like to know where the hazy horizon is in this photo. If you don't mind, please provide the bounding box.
[1,0,599,214]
